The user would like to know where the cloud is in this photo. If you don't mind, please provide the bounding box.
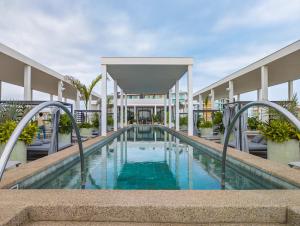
[214,0,300,31]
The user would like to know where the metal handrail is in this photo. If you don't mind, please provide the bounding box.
[0,101,85,184]
[221,100,300,189]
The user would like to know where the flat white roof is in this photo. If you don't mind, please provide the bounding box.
[193,40,300,100]
[0,43,100,100]
[102,57,193,94]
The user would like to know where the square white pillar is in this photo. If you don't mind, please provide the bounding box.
[154,105,157,115]
[125,94,128,126]
[113,81,118,131]
[50,94,54,101]
[228,80,234,103]
[237,94,240,101]
[57,80,63,102]
[168,89,172,128]
[210,89,215,110]
[101,64,107,136]
[175,80,179,131]
[24,65,32,100]
[288,80,294,100]
[164,94,167,126]
[75,91,80,110]
[0,80,2,101]
[187,65,193,136]
[134,105,136,120]
[120,89,124,128]
[198,95,203,110]
[261,66,268,101]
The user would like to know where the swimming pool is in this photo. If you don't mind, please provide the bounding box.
[28,126,297,190]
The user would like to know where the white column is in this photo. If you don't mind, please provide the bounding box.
[24,65,32,100]
[164,94,167,126]
[124,94,128,126]
[57,80,63,102]
[50,94,54,101]
[175,80,179,131]
[261,66,268,101]
[64,97,67,103]
[228,80,234,103]
[120,89,124,128]
[288,80,294,100]
[75,91,80,110]
[154,105,157,115]
[198,95,203,110]
[187,65,193,136]
[133,105,136,120]
[237,94,240,101]
[257,89,261,101]
[210,89,215,110]
[88,96,92,110]
[113,81,118,131]
[101,64,107,136]
[168,89,172,128]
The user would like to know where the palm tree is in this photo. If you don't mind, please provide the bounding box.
[65,75,101,122]
[204,96,209,121]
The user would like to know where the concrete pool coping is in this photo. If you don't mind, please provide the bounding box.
[0,126,300,224]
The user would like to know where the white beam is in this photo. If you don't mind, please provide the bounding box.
[125,94,128,126]
[168,89,172,128]
[288,80,294,100]
[261,66,268,101]
[175,80,179,131]
[24,65,32,100]
[164,94,167,126]
[120,89,124,128]
[210,89,215,110]
[113,80,118,131]
[101,64,107,136]
[187,65,193,136]
[228,80,234,103]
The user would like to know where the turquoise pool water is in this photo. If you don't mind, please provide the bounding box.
[32,126,286,190]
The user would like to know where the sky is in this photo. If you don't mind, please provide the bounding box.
[0,0,300,101]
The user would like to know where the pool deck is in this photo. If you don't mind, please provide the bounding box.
[0,127,300,225]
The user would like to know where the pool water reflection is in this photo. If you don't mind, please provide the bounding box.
[33,126,282,190]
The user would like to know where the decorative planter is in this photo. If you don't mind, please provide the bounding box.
[267,139,300,165]
[0,141,27,163]
[58,133,71,149]
[79,128,93,137]
[200,128,213,137]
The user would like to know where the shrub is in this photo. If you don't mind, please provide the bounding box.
[247,117,261,130]
[59,114,72,134]
[180,116,188,126]
[107,115,113,126]
[0,120,37,145]
[91,113,99,128]
[199,120,213,128]
[78,122,93,129]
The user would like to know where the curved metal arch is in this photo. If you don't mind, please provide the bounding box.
[221,100,300,189]
[0,101,84,183]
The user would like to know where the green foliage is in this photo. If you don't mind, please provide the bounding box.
[247,117,261,130]
[59,114,72,134]
[152,114,160,123]
[258,120,300,143]
[258,95,300,143]
[107,115,113,126]
[0,102,30,123]
[212,111,224,133]
[180,116,188,126]
[198,117,213,128]
[91,113,99,128]
[78,122,93,129]
[0,120,37,145]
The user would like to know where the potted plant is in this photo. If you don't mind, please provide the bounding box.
[180,116,188,130]
[58,113,72,148]
[198,117,213,137]
[258,95,300,165]
[0,120,37,163]
[212,111,224,134]
[247,116,261,130]
[78,122,93,137]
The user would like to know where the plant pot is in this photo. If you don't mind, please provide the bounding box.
[267,139,300,165]
[200,128,213,137]
[0,141,27,163]
[80,128,93,137]
[58,133,71,149]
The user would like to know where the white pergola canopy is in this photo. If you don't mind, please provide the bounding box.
[102,57,193,94]
[194,40,300,100]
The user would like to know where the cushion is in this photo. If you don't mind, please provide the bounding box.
[42,139,50,144]
[251,135,263,143]
[30,141,43,146]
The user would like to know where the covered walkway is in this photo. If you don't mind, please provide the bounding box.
[100,57,194,136]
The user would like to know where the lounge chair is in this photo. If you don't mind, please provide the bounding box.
[288,162,300,168]
[27,139,51,161]
[228,135,267,158]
